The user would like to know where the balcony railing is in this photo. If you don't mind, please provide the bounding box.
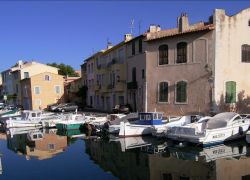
[127,81,138,89]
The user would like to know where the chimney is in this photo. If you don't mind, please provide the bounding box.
[177,13,189,32]
[148,24,161,33]
[107,42,113,50]
[124,34,133,42]
[17,60,23,68]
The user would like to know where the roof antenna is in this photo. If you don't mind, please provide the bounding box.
[138,19,142,35]
[130,19,135,35]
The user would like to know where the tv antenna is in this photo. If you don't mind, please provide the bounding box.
[138,19,142,35]
[130,19,135,35]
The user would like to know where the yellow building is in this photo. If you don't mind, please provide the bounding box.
[20,72,64,110]
[2,60,58,105]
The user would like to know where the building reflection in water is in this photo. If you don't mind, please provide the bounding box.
[6,128,67,160]
[85,136,250,180]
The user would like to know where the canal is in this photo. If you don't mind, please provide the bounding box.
[0,128,250,180]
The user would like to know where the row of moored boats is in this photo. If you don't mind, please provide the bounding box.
[1,108,250,147]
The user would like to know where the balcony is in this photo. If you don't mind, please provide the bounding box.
[127,81,138,89]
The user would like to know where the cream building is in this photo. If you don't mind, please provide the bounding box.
[20,72,64,110]
[127,8,250,115]
[1,60,58,105]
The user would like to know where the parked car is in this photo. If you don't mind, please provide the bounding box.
[47,103,60,111]
[55,103,78,112]
[112,104,130,114]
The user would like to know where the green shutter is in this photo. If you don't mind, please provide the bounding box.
[226,81,236,103]
[159,82,168,102]
[176,81,187,103]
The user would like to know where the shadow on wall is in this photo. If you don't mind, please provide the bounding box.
[218,91,250,114]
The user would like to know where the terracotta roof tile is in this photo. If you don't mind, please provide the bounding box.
[146,23,215,41]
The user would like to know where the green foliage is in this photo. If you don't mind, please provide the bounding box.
[47,63,79,77]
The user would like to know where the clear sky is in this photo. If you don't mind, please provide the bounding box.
[0,1,250,72]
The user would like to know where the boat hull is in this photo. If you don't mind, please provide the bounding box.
[56,123,83,130]
[168,123,250,147]
[119,122,155,137]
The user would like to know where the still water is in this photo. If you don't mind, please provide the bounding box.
[1,128,250,180]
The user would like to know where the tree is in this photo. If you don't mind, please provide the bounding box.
[76,85,88,107]
[47,63,79,77]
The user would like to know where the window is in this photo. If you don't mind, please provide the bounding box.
[48,144,55,150]
[55,85,61,94]
[176,81,187,103]
[24,72,29,79]
[34,86,40,95]
[225,81,236,103]
[132,41,135,55]
[139,39,142,53]
[177,42,187,63]
[242,44,250,62]
[249,20,250,26]
[142,69,145,79]
[159,45,168,65]
[35,99,41,106]
[159,82,168,102]
[44,75,50,81]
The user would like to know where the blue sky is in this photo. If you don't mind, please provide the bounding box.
[0,1,250,72]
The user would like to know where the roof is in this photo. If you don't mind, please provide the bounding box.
[146,23,215,41]
[206,112,238,129]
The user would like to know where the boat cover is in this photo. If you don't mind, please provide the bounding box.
[206,112,238,129]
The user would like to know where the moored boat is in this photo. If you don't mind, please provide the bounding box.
[151,115,209,138]
[118,112,164,137]
[56,114,85,130]
[5,111,44,128]
[167,112,250,147]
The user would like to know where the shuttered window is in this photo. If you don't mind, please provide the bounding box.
[177,42,187,63]
[159,82,168,102]
[159,45,168,65]
[225,81,236,103]
[176,81,187,103]
[242,44,250,62]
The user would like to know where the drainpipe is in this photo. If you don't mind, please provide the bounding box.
[145,81,147,112]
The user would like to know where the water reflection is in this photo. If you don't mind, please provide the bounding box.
[6,128,68,160]
[85,137,250,180]
[1,127,250,180]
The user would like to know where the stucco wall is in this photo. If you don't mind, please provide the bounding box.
[29,72,64,110]
[214,8,250,109]
[146,31,214,115]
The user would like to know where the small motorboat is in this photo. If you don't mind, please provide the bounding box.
[151,115,208,138]
[5,111,44,128]
[56,114,85,130]
[119,112,165,137]
[167,112,250,147]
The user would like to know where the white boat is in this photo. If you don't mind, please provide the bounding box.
[119,112,165,137]
[108,113,140,134]
[167,112,250,147]
[56,114,85,130]
[5,111,44,128]
[151,115,209,138]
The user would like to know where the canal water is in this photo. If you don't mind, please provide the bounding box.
[0,128,250,180]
